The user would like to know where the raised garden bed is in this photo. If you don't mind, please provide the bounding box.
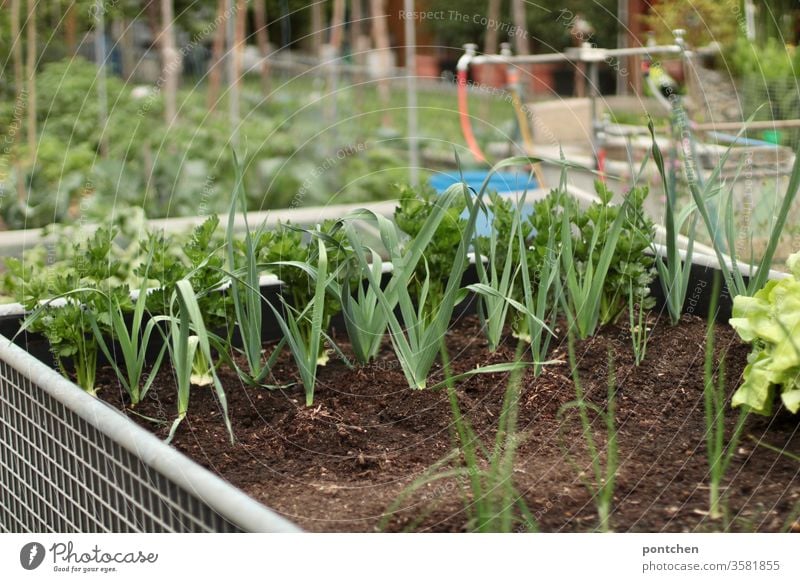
[1,155,798,533]
[96,310,800,532]
[2,255,797,533]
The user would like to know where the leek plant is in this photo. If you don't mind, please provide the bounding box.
[338,184,470,365]
[394,183,467,323]
[469,192,523,352]
[164,279,233,444]
[683,118,800,298]
[340,248,387,364]
[380,339,537,532]
[649,120,698,325]
[371,182,476,390]
[628,279,650,366]
[266,231,341,405]
[516,207,561,376]
[468,191,555,357]
[224,153,283,386]
[560,335,619,532]
[87,279,167,406]
[703,274,749,521]
[352,157,541,389]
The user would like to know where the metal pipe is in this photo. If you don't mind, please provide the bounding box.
[693,119,800,131]
[464,52,572,66]
[404,0,419,186]
[459,43,684,68]
[227,0,238,148]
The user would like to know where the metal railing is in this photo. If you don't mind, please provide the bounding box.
[0,335,301,533]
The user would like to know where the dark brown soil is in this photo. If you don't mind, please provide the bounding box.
[97,313,800,532]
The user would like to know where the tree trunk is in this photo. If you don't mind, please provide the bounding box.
[350,0,365,106]
[206,0,226,111]
[310,1,322,57]
[144,1,161,49]
[350,0,362,56]
[510,0,531,93]
[26,0,36,153]
[253,0,271,95]
[161,0,180,125]
[10,0,24,111]
[510,0,529,55]
[369,0,391,127]
[64,1,78,55]
[117,18,136,80]
[330,0,346,50]
[484,0,501,55]
[232,0,245,101]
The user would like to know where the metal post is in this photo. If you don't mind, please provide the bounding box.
[616,0,629,95]
[227,0,239,148]
[94,2,108,157]
[404,0,419,186]
[589,58,601,171]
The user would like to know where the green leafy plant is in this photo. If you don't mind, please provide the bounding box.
[584,181,655,327]
[560,335,619,532]
[12,227,128,394]
[729,251,800,415]
[260,221,350,366]
[17,294,101,394]
[559,187,631,339]
[394,182,468,322]
[649,120,699,325]
[703,274,749,521]
[137,215,229,329]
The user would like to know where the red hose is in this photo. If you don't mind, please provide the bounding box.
[457,69,487,163]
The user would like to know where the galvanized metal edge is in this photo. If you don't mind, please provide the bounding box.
[0,334,302,533]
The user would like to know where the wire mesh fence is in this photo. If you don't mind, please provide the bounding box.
[740,75,800,151]
[0,335,300,533]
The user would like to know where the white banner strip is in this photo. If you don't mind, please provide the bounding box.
[1,534,798,581]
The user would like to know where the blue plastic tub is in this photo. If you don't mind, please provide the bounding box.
[428,170,537,194]
[428,170,537,236]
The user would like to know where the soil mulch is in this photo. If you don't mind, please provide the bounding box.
[97,312,800,532]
